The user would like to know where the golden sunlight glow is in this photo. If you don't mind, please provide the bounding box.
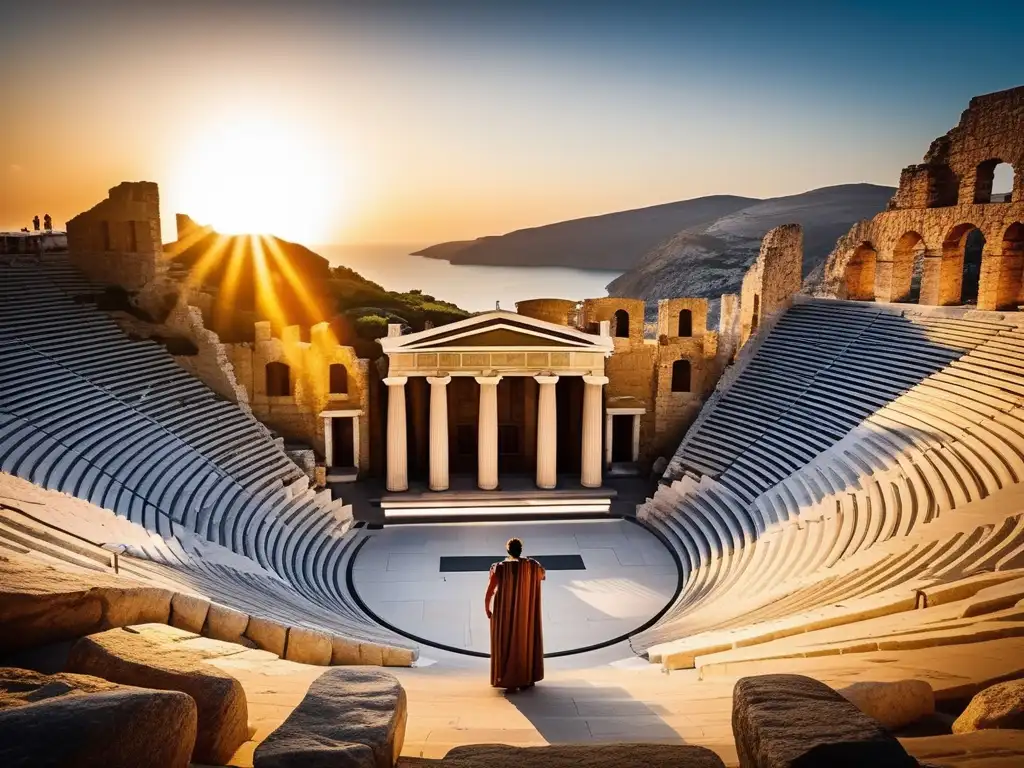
[169,115,342,244]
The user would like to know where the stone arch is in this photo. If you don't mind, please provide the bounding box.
[938,224,984,306]
[329,363,349,395]
[671,359,691,393]
[844,242,877,300]
[613,309,630,338]
[678,309,692,337]
[266,361,291,397]
[890,231,926,303]
[992,222,1024,310]
[926,164,958,207]
[974,159,1015,204]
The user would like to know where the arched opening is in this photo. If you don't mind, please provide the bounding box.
[750,294,760,334]
[678,309,692,337]
[996,222,1024,310]
[962,230,985,305]
[329,363,349,395]
[939,224,983,306]
[266,361,291,396]
[975,159,1015,204]
[671,359,691,393]
[926,164,958,208]
[844,242,877,300]
[892,231,926,303]
[613,309,630,338]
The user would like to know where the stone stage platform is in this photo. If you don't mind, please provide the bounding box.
[342,475,649,525]
[349,519,680,656]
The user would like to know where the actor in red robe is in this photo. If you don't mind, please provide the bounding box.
[485,537,546,691]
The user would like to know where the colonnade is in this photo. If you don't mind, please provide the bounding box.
[383,373,608,492]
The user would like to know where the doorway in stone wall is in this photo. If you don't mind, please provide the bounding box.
[610,414,633,463]
[332,417,355,468]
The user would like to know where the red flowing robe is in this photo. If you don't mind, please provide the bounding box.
[489,557,545,689]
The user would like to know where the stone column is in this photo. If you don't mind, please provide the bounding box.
[384,376,408,492]
[632,414,642,462]
[475,375,502,490]
[581,375,608,488]
[534,375,559,489]
[427,375,451,491]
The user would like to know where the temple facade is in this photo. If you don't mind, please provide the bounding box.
[378,311,615,491]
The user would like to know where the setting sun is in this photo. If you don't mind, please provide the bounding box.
[167,115,342,244]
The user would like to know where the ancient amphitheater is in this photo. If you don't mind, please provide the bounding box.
[2,87,1023,767]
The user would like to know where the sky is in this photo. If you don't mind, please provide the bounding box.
[1,0,1022,246]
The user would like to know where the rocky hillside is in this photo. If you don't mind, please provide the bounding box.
[165,217,469,351]
[607,184,894,307]
[413,195,759,270]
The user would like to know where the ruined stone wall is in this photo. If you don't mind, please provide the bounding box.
[164,303,252,412]
[515,298,577,326]
[580,298,646,343]
[67,182,165,292]
[227,322,371,471]
[739,224,803,347]
[650,298,722,464]
[822,86,1024,311]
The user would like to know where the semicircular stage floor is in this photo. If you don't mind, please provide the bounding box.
[350,519,680,655]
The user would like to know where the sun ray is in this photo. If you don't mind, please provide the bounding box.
[213,235,249,334]
[183,233,232,293]
[262,234,329,324]
[250,235,287,333]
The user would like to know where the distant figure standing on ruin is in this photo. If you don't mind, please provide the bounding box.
[484,537,545,692]
[43,214,52,231]
[32,215,39,231]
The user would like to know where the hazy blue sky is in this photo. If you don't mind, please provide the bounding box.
[2,1,1021,243]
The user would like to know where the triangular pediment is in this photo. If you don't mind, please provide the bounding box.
[379,310,613,354]
[431,327,583,348]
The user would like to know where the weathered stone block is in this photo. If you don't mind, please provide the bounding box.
[0,667,196,768]
[0,554,172,653]
[285,626,332,665]
[331,635,363,665]
[441,744,726,768]
[170,592,210,634]
[953,679,1024,733]
[837,679,935,729]
[245,615,289,656]
[67,626,248,765]
[253,666,407,768]
[204,602,249,643]
[732,674,917,768]
[66,626,249,765]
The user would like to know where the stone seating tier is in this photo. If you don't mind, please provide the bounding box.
[0,258,414,663]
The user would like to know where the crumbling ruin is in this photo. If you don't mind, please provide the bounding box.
[822,85,1023,310]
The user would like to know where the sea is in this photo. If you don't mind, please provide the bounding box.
[316,244,621,314]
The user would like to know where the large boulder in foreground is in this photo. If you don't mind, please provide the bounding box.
[732,674,918,768]
[953,679,1024,733]
[0,667,196,768]
[431,744,726,767]
[0,554,172,653]
[837,679,935,729]
[254,666,407,768]
[66,625,248,765]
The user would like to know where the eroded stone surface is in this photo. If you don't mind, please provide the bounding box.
[837,679,935,729]
[66,625,248,765]
[732,674,917,768]
[285,626,332,666]
[954,679,1024,733]
[170,592,211,634]
[0,553,172,653]
[402,744,726,768]
[254,666,407,768]
[0,667,196,768]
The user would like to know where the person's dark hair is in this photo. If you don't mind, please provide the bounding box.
[506,538,523,558]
